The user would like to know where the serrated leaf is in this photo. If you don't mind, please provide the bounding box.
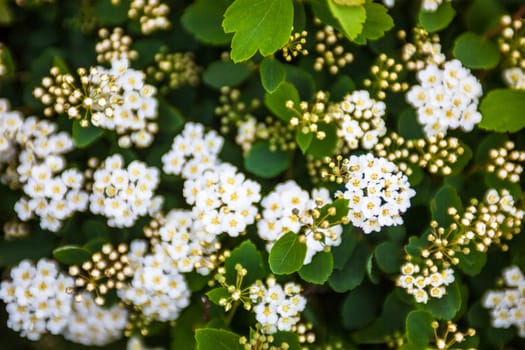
[52,245,92,265]
[225,240,264,287]
[406,310,434,346]
[418,2,455,33]
[453,32,500,69]
[353,2,394,44]
[341,283,382,330]
[72,121,104,148]
[327,1,366,41]
[479,89,525,132]
[295,130,313,154]
[195,328,243,350]
[299,251,333,284]
[264,81,299,122]
[222,0,294,62]
[244,141,291,178]
[203,61,252,89]
[375,241,402,274]
[260,57,286,93]
[181,0,232,45]
[269,232,307,274]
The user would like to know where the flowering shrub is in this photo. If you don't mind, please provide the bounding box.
[2,0,525,349]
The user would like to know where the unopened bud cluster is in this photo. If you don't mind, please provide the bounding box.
[498,15,525,69]
[313,19,353,74]
[399,28,445,70]
[96,27,138,64]
[486,141,525,183]
[282,31,308,62]
[431,320,476,349]
[363,54,408,100]
[288,91,331,140]
[128,0,170,35]
[68,243,133,306]
[239,324,289,350]
[3,220,29,240]
[216,87,260,134]
[147,49,201,93]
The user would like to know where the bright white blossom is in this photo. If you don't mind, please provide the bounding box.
[89,154,161,227]
[483,266,525,337]
[397,262,455,304]
[406,60,483,138]
[0,259,74,340]
[161,122,224,179]
[340,154,415,234]
[503,67,525,90]
[249,277,306,334]
[235,117,257,154]
[257,180,342,264]
[62,292,128,346]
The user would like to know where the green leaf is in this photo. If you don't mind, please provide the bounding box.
[465,0,505,34]
[479,89,525,132]
[52,245,92,265]
[72,120,104,148]
[332,225,357,269]
[206,287,230,305]
[456,243,487,276]
[418,2,455,33]
[330,76,356,101]
[269,232,307,274]
[225,240,264,287]
[295,130,314,154]
[222,0,294,62]
[0,234,56,267]
[419,281,462,319]
[203,61,252,89]
[271,332,301,350]
[430,185,463,227]
[406,310,434,346]
[341,283,382,330]
[181,0,233,45]
[374,241,402,274]
[306,122,338,158]
[244,141,291,178]
[299,251,333,284]
[260,57,286,93]
[453,32,500,69]
[329,240,369,292]
[93,0,129,25]
[353,2,394,44]
[381,292,412,332]
[327,1,366,41]
[171,302,206,350]
[0,0,12,25]
[158,98,185,133]
[195,328,243,350]
[264,81,299,122]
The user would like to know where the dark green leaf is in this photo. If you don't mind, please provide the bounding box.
[195,328,243,350]
[453,32,500,69]
[271,332,301,350]
[181,0,233,45]
[171,302,206,350]
[260,57,286,93]
[375,241,403,274]
[457,243,487,276]
[72,120,104,148]
[332,225,357,269]
[418,2,455,33]
[225,240,264,287]
[269,232,307,274]
[222,0,294,62]
[93,0,129,25]
[244,142,291,178]
[264,81,300,122]
[203,61,252,89]
[52,245,91,265]
[381,292,412,332]
[430,184,463,227]
[419,280,462,319]
[299,251,333,284]
[306,122,338,158]
[406,310,434,346]
[341,283,382,330]
[479,89,525,132]
[329,240,369,292]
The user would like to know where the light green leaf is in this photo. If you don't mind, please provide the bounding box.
[222,0,294,62]
[195,328,243,350]
[72,120,104,148]
[0,0,12,25]
[418,2,455,33]
[244,142,291,178]
[260,57,286,93]
[306,122,338,158]
[269,232,307,274]
[295,130,314,154]
[203,61,252,89]
[406,310,434,346]
[298,251,333,284]
[181,0,233,45]
[206,287,230,305]
[479,89,525,132]
[52,245,92,265]
[353,1,394,44]
[453,32,500,69]
[264,81,300,122]
[327,0,366,41]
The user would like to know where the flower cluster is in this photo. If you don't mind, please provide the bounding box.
[162,122,224,179]
[128,0,170,34]
[147,49,201,93]
[331,90,387,150]
[486,140,525,183]
[249,277,306,334]
[397,262,455,304]
[62,292,128,346]
[503,67,525,90]
[282,31,309,62]
[313,19,354,74]
[288,91,331,141]
[406,60,483,138]
[0,259,74,340]
[363,54,408,100]
[483,266,525,337]
[89,154,161,228]
[34,58,159,148]
[119,240,191,322]
[95,27,138,64]
[400,28,445,70]
[258,180,343,264]
[431,320,476,349]
[183,163,261,238]
[337,154,415,234]
[498,15,525,69]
